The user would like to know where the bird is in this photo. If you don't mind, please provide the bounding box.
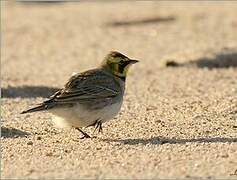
[21,51,139,138]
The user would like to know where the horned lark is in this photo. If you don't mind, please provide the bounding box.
[21,51,139,138]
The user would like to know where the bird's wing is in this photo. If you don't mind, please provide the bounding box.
[46,70,120,105]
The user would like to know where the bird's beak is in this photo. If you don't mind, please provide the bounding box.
[129,59,139,64]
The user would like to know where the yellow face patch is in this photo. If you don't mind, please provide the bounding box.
[101,51,138,78]
[110,63,131,77]
[107,57,133,77]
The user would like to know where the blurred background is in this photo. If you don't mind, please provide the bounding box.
[2,1,237,89]
[2,1,237,179]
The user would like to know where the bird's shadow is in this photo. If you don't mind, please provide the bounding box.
[2,85,60,98]
[103,136,237,145]
[106,16,176,27]
[1,127,30,138]
[166,50,237,69]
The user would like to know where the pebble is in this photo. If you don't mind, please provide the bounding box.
[27,141,33,145]
[36,136,42,140]
[45,152,53,156]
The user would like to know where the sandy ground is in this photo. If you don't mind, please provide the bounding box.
[1,1,237,179]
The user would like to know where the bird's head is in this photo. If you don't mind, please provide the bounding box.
[101,51,139,79]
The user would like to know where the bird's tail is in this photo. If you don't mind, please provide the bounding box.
[21,104,47,114]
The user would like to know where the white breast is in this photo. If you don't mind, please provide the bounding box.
[50,101,122,128]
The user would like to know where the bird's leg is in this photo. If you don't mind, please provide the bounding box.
[93,122,99,134]
[93,121,103,134]
[98,122,103,133]
[75,128,91,139]
[85,121,97,128]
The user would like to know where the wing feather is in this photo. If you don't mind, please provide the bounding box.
[45,69,121,105]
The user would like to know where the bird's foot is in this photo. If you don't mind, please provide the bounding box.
[80,134,91,139]
[75,128,91,139]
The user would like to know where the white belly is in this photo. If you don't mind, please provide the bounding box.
[50,102,122,128]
